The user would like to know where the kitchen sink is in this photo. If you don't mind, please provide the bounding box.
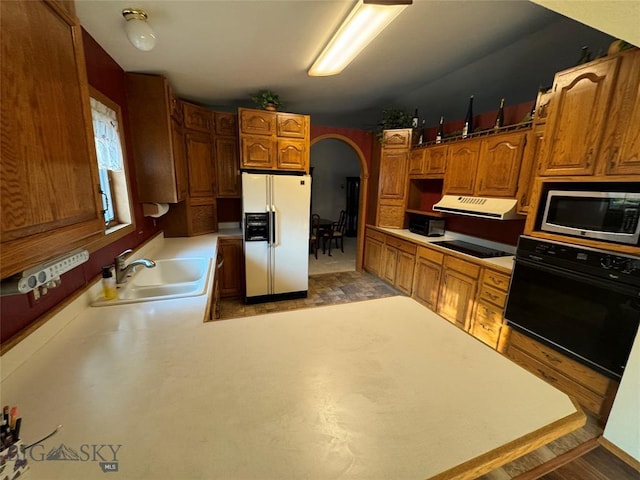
[92,257,212,306]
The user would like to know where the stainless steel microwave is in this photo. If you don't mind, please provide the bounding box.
[541,190,640,245]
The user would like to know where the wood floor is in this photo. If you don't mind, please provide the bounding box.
[536,445,639,480]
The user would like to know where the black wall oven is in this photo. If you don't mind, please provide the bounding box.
[505,236,640,380]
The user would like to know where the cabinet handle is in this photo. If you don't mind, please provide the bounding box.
[486,292,499,300]
[543,352,561,364]
[536,369,557,383]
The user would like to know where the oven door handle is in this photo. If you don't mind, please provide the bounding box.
[515,258,640,298]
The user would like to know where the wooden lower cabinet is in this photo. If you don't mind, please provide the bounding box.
[218,237,244,298]
[469,268,511,350]
[411,246,443,310]
[364,228,385,277]
[437,256,480,330]
[382,235,416,295]
[505,329,618,420]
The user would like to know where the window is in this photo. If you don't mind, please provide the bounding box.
[89,87,135,240]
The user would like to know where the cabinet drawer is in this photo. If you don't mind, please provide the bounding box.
[417,246,443,265]
[506,346,604,414]
[478,284,507,308]
[444,255,480,278]
[385,236,417,255]
[508,330,610,395]
[481,269,510,292]
[365,228,386,243]
[471,302,503,348]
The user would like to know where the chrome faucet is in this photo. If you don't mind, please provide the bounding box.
[114,249,156,284]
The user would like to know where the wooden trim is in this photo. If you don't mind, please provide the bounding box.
[429,403,586,480]
[599,436,640,473]
[512,436,600,480]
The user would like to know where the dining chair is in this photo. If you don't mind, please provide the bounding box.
[310,214,320,259]
[324,210,346,256]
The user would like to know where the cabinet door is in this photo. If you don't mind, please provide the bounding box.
[606,52,640,175]
[395,251,416,295]
[240,135,276,169]
[540,56,620,176]
[408,149,425,175]
[383,245,398,285]
[218,238,244,297]
[364,235,384,277]
[214,112,238,137]
[183,102,213,133]
[424,144,447,176]
[437,268,478,331]
[517,126,544,214]
[215,137,240,197]
[277,113,307,138]
[379,150,409,200]
[276,138,307,171]
[412,257,442,309]
[1,0,104,278]
[443,140,480,195]
[239,108,276,135]
[185,132,215,197]
[476,132,525,197]
[171,119,189,200]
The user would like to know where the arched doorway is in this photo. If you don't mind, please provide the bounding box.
[310,134,369,272]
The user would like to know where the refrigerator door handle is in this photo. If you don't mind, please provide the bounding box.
[271,210,276,244]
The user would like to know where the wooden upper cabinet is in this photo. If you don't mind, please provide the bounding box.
[215,112,238,137]
[183,102,213,133]
[602,49,640,176]
[409,144,446,178]
[517,126,545,214]
[1,0,104,278]
[277,113,307,138]
[382,129,412,149]
[241,135,276,169]
[215,136,241,197]
[238,108,309,172]
[409,149,425,175]
[379,150,409,200]
[239,108,276,136]
[540,55,620,176]
[276,139,307,171]
[185,132,215,197]
[424,145,447,176]
[443,139,481,195]
[127,73,188,203]
[476,132,526,197]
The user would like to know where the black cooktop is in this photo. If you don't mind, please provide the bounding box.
[431,240,511,259]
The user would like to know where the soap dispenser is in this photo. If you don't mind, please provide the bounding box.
[102,266,117,300]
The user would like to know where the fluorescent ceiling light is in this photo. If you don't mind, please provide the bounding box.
[308,1,410,77]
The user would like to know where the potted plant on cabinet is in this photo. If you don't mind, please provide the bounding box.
[251,90,284,111]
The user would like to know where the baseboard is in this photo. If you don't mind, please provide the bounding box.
[599,437,640,473]
[512,437,600,480]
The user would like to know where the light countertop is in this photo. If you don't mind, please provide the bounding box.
[374,227,516,272]
[2,262,582,480]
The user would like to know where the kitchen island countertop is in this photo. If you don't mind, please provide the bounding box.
[2,268,583,479]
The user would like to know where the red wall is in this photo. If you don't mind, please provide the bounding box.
[0,30,160,345]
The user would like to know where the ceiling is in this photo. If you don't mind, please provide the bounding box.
[75,1,636,130]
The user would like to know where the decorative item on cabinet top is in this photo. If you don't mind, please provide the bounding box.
[251,90,284,111]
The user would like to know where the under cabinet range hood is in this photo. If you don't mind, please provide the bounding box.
[432,195,523,220]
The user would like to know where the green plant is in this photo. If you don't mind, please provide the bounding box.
[375,108,413,140]
[251,90,284,110]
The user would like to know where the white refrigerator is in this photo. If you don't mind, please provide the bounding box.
[242,172,311,304]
